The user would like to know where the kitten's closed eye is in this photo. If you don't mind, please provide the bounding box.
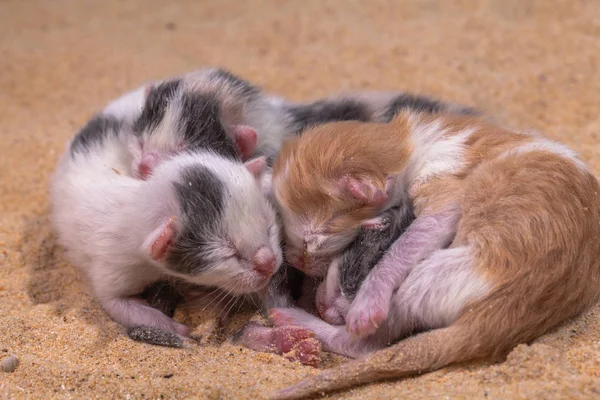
[225,244,242,260]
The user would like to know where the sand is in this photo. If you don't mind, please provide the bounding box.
[1,0,600,398]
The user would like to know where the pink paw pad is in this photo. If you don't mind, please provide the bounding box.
[273,326,321,367]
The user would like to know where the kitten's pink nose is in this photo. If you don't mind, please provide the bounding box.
[253,246,276,277]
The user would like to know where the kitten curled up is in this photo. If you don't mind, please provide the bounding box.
[267,111,600,399]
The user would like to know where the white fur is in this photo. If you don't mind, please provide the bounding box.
[51,131,165,300]
[404,117,474,195]
[276,207,305,249]
[246,94,294,159]
[132,70,293,178]
[272,159,292,205]
[135,85,185,161]
[102,85,149,123]
[204,152,284,279]
[305,233,329,254]
[51,129,282,331]
[500,137,588,172]
[180,69,294,160]
[393,246,490,329]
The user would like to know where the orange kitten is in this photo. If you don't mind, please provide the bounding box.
[268,111,600,399]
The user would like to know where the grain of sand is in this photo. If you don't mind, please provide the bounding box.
[1,0,600,398]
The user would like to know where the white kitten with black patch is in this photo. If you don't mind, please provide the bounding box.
[51,109,281,337]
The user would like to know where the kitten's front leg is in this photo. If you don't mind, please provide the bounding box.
[346,207,460,338]
[100,295,191,335]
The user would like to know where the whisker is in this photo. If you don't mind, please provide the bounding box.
[201,287,229,312]
[222,295,236,319]
[225,296,241,319]
[248,293,259,310]
[189,286,220,304]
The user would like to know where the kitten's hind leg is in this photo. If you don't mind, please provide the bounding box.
[100,295,191,338]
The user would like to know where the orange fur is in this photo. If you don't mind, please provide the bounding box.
[273,119,412,233]
[269,111,600,399]
[409,117,532,214]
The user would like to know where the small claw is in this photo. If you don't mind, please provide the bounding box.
[370,318,380,330]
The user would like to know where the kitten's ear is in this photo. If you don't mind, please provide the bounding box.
[143,83,154,98]
[138,152,160,180]
[146,216,178,261]
[361,216,389,230]
[245,157,273,198]
[245,156,267,178]
[338,176,394,206]
[232,125,258,160]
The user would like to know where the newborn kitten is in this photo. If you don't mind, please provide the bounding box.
[267,111,600,399]
[51,85,282,338]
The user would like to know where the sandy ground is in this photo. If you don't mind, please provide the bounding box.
[1,0,600,398]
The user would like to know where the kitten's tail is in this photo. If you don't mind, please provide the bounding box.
[267,324,472,400]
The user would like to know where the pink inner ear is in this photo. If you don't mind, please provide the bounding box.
[138,152,160,180]
[233,125,257,160]
[341,176,388,206]
[150,217,177,261]
[143,84,154,98]
[245,156,267,178]
[361,216,388,230]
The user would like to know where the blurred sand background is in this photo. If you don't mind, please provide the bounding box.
[1,0,600,398]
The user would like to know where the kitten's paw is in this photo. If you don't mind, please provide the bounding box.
[235,320,321,366]
[273,326,321,366]
[345,300,388,338]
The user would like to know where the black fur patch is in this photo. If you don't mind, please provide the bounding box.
[133,78,182,135]
[287,99,372,134]
[259,263,302,315]
[167,165,226,274]
[383,93,478,121]
[177,92,240,160]
[339,203,415,299]
[140,280,185,317]
[212,68,260,99]
[70,114,122,154]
